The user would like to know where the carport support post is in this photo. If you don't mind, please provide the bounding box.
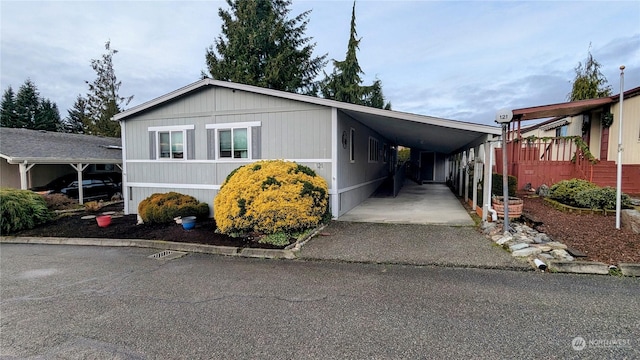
[70,163,89,204]
[501,124,510,233]
[19,162,35,189]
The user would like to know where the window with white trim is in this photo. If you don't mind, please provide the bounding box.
[206,121,261,160]
[148,125,194,160]
[368,137,379,162]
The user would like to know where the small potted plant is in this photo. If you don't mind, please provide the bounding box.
[181,216,196,230]
[96,215,112,227]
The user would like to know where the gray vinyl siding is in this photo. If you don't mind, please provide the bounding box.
[335,110,390,216]
[123,86,333,215]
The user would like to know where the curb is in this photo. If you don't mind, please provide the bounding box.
[618,263,640,277]
[547,260,610,275]
[0,236,298,260]
[2,236,638,276]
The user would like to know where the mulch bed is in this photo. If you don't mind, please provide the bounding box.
[520,195,640,265]
[10,203,289,250]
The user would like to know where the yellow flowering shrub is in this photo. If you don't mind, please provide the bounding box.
[214,160,329,236]
[138,192,209,224]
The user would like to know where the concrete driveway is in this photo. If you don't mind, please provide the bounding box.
[338,182,475,226]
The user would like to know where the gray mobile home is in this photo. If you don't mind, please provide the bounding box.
[114,79,499,218]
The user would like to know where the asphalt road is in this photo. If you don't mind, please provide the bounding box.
[1,244,638,359]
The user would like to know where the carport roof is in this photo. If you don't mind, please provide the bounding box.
[114,79,501,154]
[0,127,122,164]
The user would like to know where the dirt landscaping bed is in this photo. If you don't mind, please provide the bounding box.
[520,195,640,264]
[9,202,290,250]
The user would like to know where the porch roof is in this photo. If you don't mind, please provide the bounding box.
[513,86,640,122]
[512,97,613,121]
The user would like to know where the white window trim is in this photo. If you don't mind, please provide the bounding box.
[205,121,261,130]
[368,136,379,163]
[149,125,194,161]
[206,121,261,161]
[149,125,195,132]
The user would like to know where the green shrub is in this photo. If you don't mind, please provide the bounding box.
[0,188,53,234]
[549,179,597,207]
[214,160,329,240]
[575,187,632,210]
[491,173,517,197]
[138,192,209,224]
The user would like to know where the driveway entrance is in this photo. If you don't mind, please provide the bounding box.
[337,182,474,226]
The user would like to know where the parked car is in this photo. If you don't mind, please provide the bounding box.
[31,172,122,201]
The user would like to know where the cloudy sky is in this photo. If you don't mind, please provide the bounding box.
[1,0,639,126]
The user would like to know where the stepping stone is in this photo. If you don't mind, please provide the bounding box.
[509,243,529,251]
[512,247,542,257]
[566,247,588,258]
[81,215,96,220]
[546,241,567,250]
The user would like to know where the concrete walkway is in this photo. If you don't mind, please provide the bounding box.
[299,221,530,270]
[299,182,529,270]
[337,182,475,226]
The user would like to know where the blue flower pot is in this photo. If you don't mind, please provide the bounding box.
[181,216,196,230]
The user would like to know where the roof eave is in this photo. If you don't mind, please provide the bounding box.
[5,158,122,165]
[113,79,501,135]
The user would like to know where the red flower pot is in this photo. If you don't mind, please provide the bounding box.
[96,215,112,228]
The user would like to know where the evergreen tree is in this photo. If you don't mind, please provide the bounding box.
[205,0,326,94]
[63,95,89,133]
[34,99,62,131]
[320,2,390,109]
[2,80,63,131]
[14,79,40,128]
[85,41,133,137]
[568,45,612,101]
[0,86,18,127]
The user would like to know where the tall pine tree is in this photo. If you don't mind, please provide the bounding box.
[1,79,62,130]
[205,0,326,94]
[15,79,40,128]
[0,86,18,127]
[63,95,89,133]
[85,41,133,137]
[320,1,390,109]
[34,99,62,131]
[568,45,612,101]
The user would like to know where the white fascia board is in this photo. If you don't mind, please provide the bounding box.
[6,158,122,165]
[148,124,195,132]
[205,121,261,129]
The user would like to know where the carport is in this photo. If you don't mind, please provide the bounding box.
[338,182,475,225]
[334,106,501,224]
[0,127,122,204]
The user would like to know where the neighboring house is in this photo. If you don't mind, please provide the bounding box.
[0,127,122,202]
[500,86,640,192]
[113,79,500,218]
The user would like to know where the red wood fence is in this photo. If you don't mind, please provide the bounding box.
[494,137,640,194]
